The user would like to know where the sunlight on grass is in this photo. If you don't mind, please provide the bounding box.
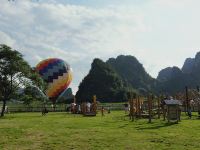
[0,111,200,150]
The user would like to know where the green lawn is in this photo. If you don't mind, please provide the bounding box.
[0,111,200,150]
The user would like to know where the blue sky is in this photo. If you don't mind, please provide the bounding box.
[0,0,200,93]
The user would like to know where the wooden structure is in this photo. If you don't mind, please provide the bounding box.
[82,95,97,117]
[157,96,161,119]
[148,95,153,123]
[128,92,137,121]
[129,99,136,121]
[175,86,200,118]
[163,99,181,123]
[128,92,145,121]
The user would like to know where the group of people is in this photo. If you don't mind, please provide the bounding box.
[68,102,111,116]
[69,102,93,114]
[0,106,9,114]
[69,103,81,114]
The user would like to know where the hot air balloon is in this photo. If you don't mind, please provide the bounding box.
[35,58,72,103]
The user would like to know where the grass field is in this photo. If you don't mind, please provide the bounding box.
[0,111,200,150]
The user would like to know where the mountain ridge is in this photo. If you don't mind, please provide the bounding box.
[76,52,200,102]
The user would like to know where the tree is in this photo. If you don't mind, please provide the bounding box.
[21,94,34,106]
[0,44,44,117]
[29,68,47,93]
[22,85,48,103]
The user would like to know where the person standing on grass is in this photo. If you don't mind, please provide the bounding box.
[51,104,54,111]
[188,108,192,119]
[42,106,48,116]
[188,99,193,119]
[179,104,182,121]
[78,104,81,114]
[107,106,111,114]
[101,106,105,116]
[5,105,8,113]
[124,103,129,114]
[188,106,192,119]
[87,102,91,112]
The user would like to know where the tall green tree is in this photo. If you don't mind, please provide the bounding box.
[0,44,44,117]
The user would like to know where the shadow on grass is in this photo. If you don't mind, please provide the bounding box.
[0,113,47,120]
[0,114,20,120]
[136,122,176,130]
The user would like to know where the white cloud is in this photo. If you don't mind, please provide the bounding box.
[1,0,200,93]
[0,1,148,93]
[0,31,15,46]
[153,0,196,8]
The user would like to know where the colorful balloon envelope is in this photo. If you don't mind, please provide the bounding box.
[35,58,72,102]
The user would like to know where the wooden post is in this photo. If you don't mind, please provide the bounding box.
[167,106,170,123]
[81,102,86,115]
[176,105,179,123]
[135,96,138,117]
[196,86,200,117]
[148,94,152,123]
[130,99,134,121]
[93,95,97,114]
[129,99,131,120]
[128,92,137,121]
[129,99,133,121]
[73,96,76,104]
[158,96,161,119]
[185,86,189,113]
[138,96,141,118]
